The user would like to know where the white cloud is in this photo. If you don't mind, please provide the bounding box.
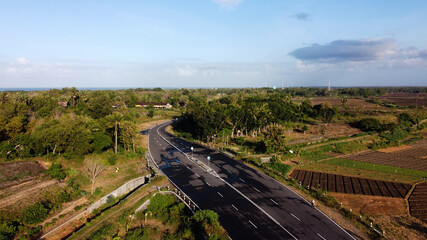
[164,65,198,77]
[212,0,243,10]
[16,57,31,65]
[291,39,427,73]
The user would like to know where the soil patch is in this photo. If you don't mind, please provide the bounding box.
[330,193,407,215]
[408,182,427,223]
[290,169,412,198]
[345,148,427,171]
[377,145,413,153]
[0,161,46,189]
[378,93,427,107]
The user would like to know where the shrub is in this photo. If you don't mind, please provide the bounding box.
[333,141,367,154]
[0,221,17,240]
[47,163,66,180]
[107,154,117,166]
[22,203,49,225]
[245,157,262,167]
[27,225,42,238]
[265,162,292,176]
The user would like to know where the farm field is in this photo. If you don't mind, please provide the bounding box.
[378,92,427,107]
[290,169,412,198]
[408,182,427,223]
[0,161,46,189]
[309,97,387,111]
[344,141,427,171]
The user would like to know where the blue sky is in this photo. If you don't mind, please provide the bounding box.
[1,0,426,88]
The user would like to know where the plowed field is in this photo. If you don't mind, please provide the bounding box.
[344,141,427,171]
[408,182,427,223]
[290,169,412,198]
[0,161,46,189]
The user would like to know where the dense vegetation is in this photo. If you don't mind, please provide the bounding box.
[0,86,426,239]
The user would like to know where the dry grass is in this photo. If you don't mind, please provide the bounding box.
[372,215,427,240]
[331,193,407,215]
[377,145,414,153]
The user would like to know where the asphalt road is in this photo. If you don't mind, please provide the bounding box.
[148,121,356,240]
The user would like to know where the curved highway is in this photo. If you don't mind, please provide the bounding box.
[148,121,355,240]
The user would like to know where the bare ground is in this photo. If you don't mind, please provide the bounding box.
[0,179,58,208]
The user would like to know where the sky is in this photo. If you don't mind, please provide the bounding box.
[0,0,426,89]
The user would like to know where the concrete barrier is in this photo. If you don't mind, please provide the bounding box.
[87,175,150,212]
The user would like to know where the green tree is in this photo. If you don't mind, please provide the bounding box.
[105,113,123,154]
[88,91,113,119]
[261,124,287,154]
[47,163,66,180]
[92,132,112,153]
[22,202,49,225]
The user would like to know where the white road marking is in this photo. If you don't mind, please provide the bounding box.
[162,147,165,150]
[317,233,326,240]
[231,204,239,211]
[253,187,261,192]
[186,166,191,170]
[217,192,224,198]
[270,199,278,205]
[206,182,211,186]
[239,178,246,183]
[226,170,232,174]
[248,220,258,229]
[154,122,298,240]
[195,173,200,177]
[216,164,220,167]
[291,213,300,221]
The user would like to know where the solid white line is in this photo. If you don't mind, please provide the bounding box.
[206,182,211,186]
[195,173,200,177]
[253,187,261,192]
[290,213,300,221]
[231,204,239,211]
[155,122,297,240]
[317,233,326,240]
[239,178,246,183]
[248,220,258,229]
[270,199,278,205]
[245,163,356,240]
[217,192,224,198]
[218,178,297,239]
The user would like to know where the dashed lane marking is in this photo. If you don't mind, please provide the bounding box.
[239,178,246,183]
[270,199,278,205]
[317,233,326,240]
[195,173,200,177]
[253,187,261,193]
[217,192,224,198]
[232,204,239,211]
[206,182,211,186]
[291,213,300,221]
[248,220,258,229]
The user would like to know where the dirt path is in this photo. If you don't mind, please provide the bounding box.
[300,134,372,151]
[0,179,57,208]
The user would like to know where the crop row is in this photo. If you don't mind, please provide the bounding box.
[408,182,427,223]
[290,169,412,198]
[346,150,427,171]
